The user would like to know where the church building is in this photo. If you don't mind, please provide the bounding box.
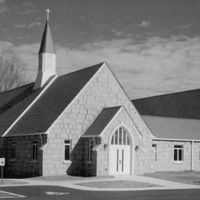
[0,13,200,178]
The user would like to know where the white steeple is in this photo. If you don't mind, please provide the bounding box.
[34,8,56,89]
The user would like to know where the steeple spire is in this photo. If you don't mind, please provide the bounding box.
[38,8,55,54]
[34,9,56,89]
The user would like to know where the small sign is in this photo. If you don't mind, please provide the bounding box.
[0,158,5,166]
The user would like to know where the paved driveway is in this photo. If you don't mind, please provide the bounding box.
[1,186,200,200]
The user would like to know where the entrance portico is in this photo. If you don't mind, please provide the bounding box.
[109,126,132,175]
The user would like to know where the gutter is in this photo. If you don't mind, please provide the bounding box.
[153,137,200,142]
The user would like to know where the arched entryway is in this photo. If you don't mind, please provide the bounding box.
[109,126,131,175]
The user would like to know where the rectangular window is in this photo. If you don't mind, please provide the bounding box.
[10,143,16,160]
[32,141,38,161]
[65,140,71,161]
[152,144,157,161]
[88,139,94,162]
[174,145,183,162]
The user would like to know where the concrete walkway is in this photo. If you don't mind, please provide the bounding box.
[0,175,200,191]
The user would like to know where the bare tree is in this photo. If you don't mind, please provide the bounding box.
[0,56,25,92]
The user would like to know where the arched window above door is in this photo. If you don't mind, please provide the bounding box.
[111,127,130,145]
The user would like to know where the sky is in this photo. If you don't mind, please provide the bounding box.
[1,0,200,98]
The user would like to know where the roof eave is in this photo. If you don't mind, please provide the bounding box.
[153,137,200,142]
[3,132,46,138]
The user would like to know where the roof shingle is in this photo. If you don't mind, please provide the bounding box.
[5,63,103,136]
[83,106,120,137]
[0,84,44,136]
[142,116,200,140]
[132,89,200,119]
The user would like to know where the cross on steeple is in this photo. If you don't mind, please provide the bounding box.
[45,8,51,21]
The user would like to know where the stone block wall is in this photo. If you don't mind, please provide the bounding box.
[190,142,200,171]
[43,64,153,176]
[96,107,154,176]
[4,134,46,178]
[151,140,200,172]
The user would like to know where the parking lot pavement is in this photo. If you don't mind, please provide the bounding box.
[0,190,25,198]
[1,186,200,200]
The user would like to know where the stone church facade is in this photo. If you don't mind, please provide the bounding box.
[1,15,200,178]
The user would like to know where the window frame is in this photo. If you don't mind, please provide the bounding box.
[88,139,94,162]
[174,145,184,162]
[111,127,130,145]
[10,142,16,160]
[64,140,71,162]
[32,141,38,161]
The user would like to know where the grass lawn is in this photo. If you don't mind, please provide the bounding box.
[76,180,159,188]
[146,171,200,185]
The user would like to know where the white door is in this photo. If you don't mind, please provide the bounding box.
[109,127,131,175]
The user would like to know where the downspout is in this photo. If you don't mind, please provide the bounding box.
[39,134,44,177]
[191,140,194,171]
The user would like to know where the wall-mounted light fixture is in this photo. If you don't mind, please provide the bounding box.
[135,145,139,152]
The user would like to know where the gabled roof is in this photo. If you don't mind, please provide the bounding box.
[0,83,45,136]
[39,20,55,54]
[4,63,103,137]
[83,106,120,137]
[132,89,200,119]
[142,116,200,140]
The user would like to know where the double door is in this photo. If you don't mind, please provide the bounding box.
[109,145,130,175]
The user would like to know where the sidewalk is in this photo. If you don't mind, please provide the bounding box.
[0,175,200,191]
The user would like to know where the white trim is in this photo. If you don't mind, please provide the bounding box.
[39,143,47,151]
[2,75,57,137]
[4,132,45,137]
[173,161,184,164]
[93,144,100,151]
[108,122,134,146]
[173,144,184,162]
[153,137,200,142]
[45,63,105,134]
[63,160,72,164]
[81,135,100,138]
